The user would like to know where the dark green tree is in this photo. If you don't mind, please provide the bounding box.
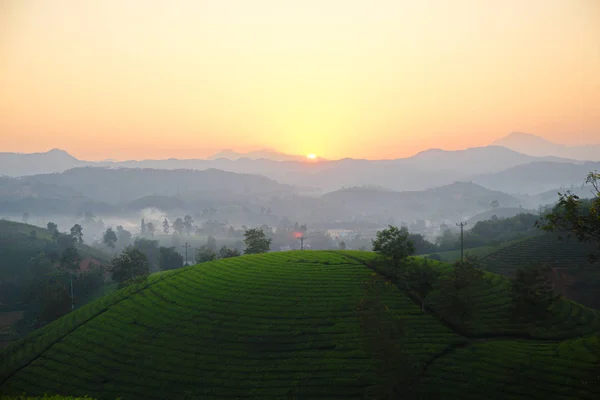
[140,218,146,236]
[406,260,441,311]
[159,246,184,270]
[70,224,83,244]
[60,246,81,272]
[243,228,271,254]
[162,218,170,234]
[439,255,485,321]
[47,222,59,239]
[103,227,118,249]
[510,263,560,322]
[195,245,216,263]
[110,247,150,284]
[133,238,160,271]
[536,171,600,261]
[218,245,241,259]
[372,225,415,271]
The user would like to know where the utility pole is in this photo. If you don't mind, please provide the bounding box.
[298,235,306,250]
[456,222,467,261]
[182,242,191,266]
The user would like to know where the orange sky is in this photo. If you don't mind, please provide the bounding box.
[1,0,599,161]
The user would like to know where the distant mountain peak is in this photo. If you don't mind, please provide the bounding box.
[492,132,600,161]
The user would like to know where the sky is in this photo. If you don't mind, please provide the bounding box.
[1,0,599,161]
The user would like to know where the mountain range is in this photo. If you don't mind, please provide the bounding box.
[0,133,597,195]
[492,132,600,161]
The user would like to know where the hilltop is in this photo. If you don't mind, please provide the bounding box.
[2,251,599,399]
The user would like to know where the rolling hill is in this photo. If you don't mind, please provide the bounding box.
[2,251,599,399]
[481,234,600,309]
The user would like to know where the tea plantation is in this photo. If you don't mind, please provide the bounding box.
[1,250,599,399]
[480,234,600,309]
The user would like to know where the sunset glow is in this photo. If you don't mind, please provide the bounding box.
[1,0,599,160]
[307,154,317,160]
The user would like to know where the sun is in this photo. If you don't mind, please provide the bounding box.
[306,153,317,160]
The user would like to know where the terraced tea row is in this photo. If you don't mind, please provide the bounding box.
[1,251,460,399]
[418,336,600,400]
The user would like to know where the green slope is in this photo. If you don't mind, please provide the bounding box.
[1,251,599,399]
[0,220,109,280]
[480,234,600,309]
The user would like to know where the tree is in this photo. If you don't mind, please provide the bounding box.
[110,247,150,284]
[70,224,83,244]
[183,215,194,235]
[133,238,160,271]
[218,245,241,259]
[243,228,271,254]
[491,200,500,209]
[510,263,560,322]
[103,227,118,249]
[140,218,147,236]
[22,212,29,224]
[162,218,170,235]
[173,217,185,235]
[439,255,485,320]
[195,245,216,263]
[536,171,600,261]
[372,225,415,271]
[406,260,441,311]
[60,246,81,272]
[159,246,184,270]
[47,222,59,239]
[339,241,347,250]
[146,222,156,237]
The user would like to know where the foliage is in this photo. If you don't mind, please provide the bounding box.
[195,245,216,263]
[59,246,81,272]
[109,247,150,284]
[132,238,160,271]
[70,224,83,244]
[536,171,600,262]
[2,251,600,399]
[158,246,183,270]
[372,225,415,270]
[243,228,271,254]
[510,263,561,322]
[218,245,240,259]
[437,255,485,322]
[46,222,59,239]
[102,227,117,249]
[162,218,170,234]
[405,259,441,311]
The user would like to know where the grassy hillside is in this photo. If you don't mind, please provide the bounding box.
[0,220,109,275]
[2,251,600,399]
[480,234,600,309]
[424,238,528,263]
